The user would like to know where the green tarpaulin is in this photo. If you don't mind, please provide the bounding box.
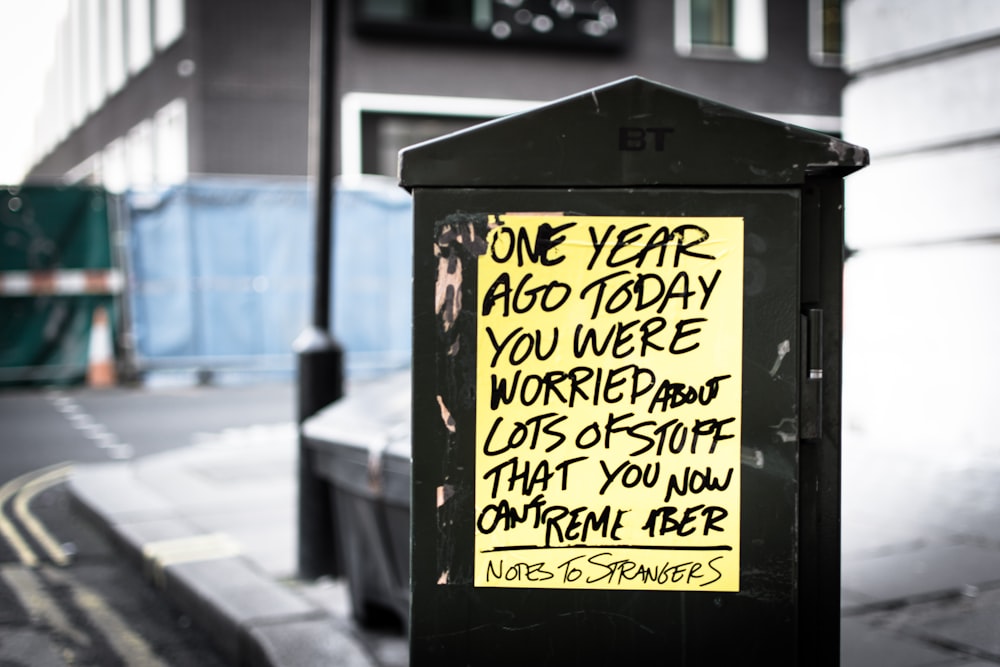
[0,185,117,386]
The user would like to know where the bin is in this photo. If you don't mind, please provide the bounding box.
[302,370,411,624]
[399,76,867,665]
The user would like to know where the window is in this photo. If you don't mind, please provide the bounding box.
[102,138,129,193]
[809,0,842,66]
[60,24,73,136]
[676,0,767,61]
[154,99,188,185]
[691,0,732,48]
[340,92,540,178]
[35,69,56,159]
[126,120,155,188]
[155,0,184,49]
[354,0,628,51]
[68,6,86,126]
[85,0,104,113]
[361,113,483,177]
[127,0,152,74]
[105,0,127,93]
[53,18,72,140]
[358,0,491,26]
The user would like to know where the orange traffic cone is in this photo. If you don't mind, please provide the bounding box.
[87,306,116,388]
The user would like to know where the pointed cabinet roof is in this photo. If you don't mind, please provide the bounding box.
[399,76,868,189]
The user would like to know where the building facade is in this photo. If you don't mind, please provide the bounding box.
[27,0,313,186]
[840,0,1000,551]
[26,0,846,187]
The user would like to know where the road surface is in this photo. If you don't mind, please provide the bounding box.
[0,381,295,666]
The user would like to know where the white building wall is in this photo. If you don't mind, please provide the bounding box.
[845,0,1000,69]
[841,0,1000,549]
[845,47,1000,156]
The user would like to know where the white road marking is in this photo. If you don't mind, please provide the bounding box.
[46,391,133,461]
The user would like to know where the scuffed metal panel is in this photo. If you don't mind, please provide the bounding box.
[411,188,808,665]
[400,77,868,190]
[426,213,493,589]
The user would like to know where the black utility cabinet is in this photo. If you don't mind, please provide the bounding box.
[400,76,867,666]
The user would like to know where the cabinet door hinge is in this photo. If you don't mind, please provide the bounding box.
[800,307,823,441]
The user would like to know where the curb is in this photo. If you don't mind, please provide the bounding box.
[67,462,377,667]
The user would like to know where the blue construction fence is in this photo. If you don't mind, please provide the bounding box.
[125,176,413,382]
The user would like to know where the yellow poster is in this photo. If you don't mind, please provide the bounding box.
[474,214,743,592]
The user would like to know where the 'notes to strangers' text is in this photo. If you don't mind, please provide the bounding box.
[475,214,744,592]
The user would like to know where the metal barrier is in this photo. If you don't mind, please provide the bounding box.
[125,177,412,382]
[0,185,120,386]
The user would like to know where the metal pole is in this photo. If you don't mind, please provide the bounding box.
[310,0,334,331]
[296,0,344,579]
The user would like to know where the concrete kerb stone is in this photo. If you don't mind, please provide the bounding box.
[67,463,374,667]
[841,542,1000,616]
[246,617,378,667]
[159,556,329,665]
[67,463,188,573]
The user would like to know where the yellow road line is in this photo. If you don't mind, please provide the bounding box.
[45,567,170,667]
[143,533,243,587]
[0,463,75,568]
[0,564,91,647]
[14,464,75,567]
[0,475,40,567]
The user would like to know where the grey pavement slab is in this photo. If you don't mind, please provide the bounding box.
[247,617,377,667]
[70,462,176,521]
[842,432,1000,556]
[842,543,1000,611]
[114,516,202,545]
[161,556,323,663]
[73,425,299,579]
[840,617,965,667]
[842,586,879,611]
[294,579,408,667]
[912,589,1000,660]
[130,428,296,516]
[842,588,1000,665]
[187,506,296,577]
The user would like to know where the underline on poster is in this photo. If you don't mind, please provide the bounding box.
[482,544,734,553]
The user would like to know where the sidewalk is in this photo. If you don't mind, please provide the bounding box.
[68,423,407,667]
[68,421,1000,666]
[840,430,1000,666]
